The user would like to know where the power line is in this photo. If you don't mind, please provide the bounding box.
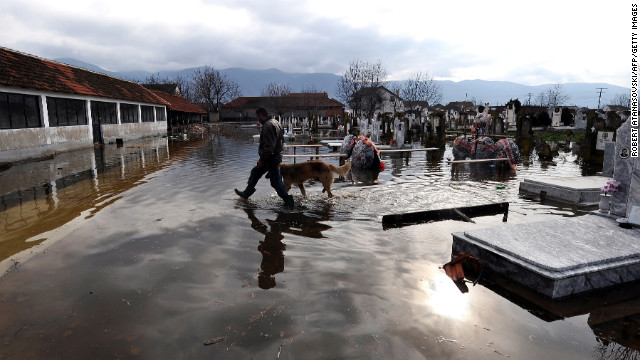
[596,87,607,109]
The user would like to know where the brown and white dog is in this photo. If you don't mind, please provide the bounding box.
[279,160,351,197]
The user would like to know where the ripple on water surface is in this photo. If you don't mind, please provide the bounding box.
[0,134,619,359]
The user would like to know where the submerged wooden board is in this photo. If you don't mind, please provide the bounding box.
[382,202,509,227]
[284,144,323,148]
[379,148,439,153]
[282,154,348,158]
[447,158,510,164]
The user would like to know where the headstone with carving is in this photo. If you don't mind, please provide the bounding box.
[611,119,639,217]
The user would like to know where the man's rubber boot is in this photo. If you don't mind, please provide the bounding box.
[234,186,256,199]
[283,194,294,207]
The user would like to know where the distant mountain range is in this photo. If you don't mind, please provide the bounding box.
[56,58,630,109]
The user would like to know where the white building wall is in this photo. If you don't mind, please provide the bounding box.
[0,85,167,163]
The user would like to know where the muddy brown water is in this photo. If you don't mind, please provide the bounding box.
[0,135,637,359]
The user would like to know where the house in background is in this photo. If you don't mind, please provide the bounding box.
[348,86,404,117]
[443,101,474,129]
[0,47,168,163]
[144,88,206,132]
[142,83,181,96]
[224,92,345,121]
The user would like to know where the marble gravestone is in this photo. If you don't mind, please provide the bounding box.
[370,119,381,144]
[602,141,615,177]
[393,119,405,147]
[611,119,640,218]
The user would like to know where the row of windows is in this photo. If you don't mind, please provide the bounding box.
[155,106,166,122]
[0,92,41,129]
[0,91,166,129]
[47,97,87,126]
[141,105,154,122]
[120,103,139,124]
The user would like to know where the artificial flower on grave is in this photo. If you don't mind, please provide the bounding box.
[600,179,620,195]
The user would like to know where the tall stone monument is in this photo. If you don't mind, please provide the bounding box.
[610,119,640,217]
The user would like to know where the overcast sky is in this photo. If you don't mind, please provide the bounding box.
[0,0,630,87]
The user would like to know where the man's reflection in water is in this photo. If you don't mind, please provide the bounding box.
[242,204,333,289]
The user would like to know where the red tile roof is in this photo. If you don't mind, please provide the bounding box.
[0,46,165,105]
[150,90,206,114]
[225,93,344,109]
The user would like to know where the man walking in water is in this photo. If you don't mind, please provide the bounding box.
[234,107,294,207]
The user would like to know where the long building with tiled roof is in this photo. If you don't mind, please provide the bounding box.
[148,89,206,130]
[224,92,345,121]
[0,47,169,162]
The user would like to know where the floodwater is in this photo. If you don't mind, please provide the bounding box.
[0,134,637,359]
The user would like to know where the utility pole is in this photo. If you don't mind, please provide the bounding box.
[596,87,607,109]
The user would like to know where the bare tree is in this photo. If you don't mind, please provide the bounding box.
[401,70,442,118]
[336,59,367,119]
[336,59,388,120]
[261,82,291,116]
[610,92,631,108]
[193,66,242,115]
[535,92,546,107]
[361,60,387,119]
[144,73,165,84]
[174,75,195,103]
[534,83,570,108]
[546,83,570,108]
[388,82,403,115]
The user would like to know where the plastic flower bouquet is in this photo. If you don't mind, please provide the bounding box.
[600,179,620,196]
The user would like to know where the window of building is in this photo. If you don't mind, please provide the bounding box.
[155,106,166,122]
[90,101,117,124]
[47,97,87,127]
[141,105,154,122]
[0,91,42,129]
[119,103,139,123]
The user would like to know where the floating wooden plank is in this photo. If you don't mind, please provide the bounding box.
[382,202,509,228]
[447,158,510,164]
[379,147,439,153]
[284,144,323,148]
[320,139,344,144]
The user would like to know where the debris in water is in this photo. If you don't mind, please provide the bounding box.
[436,336,458,344]
[441,253,483,293]
[383,202,509,228]
[249,302,275,322]
[203,336,227,346]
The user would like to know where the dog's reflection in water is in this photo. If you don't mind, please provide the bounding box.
[242,204,332,289]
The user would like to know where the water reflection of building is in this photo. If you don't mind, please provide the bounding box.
[0,138,171,266]
[241,204,333,289]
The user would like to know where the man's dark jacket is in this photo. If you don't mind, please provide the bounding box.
[258,118,284,163]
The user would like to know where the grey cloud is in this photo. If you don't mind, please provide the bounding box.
[0,0,538,83]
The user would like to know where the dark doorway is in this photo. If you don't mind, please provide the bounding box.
[90,102,104,144]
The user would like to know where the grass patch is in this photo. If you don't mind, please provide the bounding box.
[533,129,585,143]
